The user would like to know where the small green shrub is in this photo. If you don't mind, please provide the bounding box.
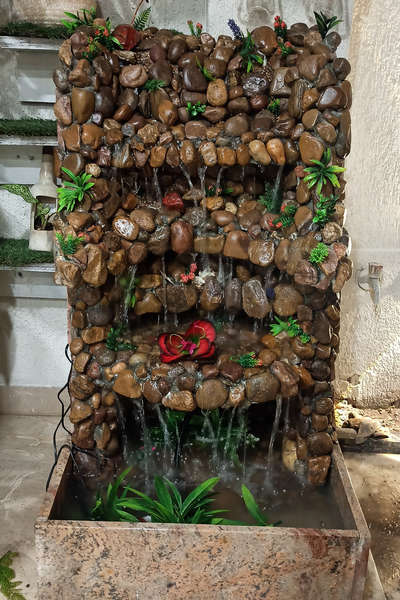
[61,8,96,34]
[143,79,166,91]
[270,316,311,344]
[313,194,338,226]
[106,325,136,352]
[258,182,283,213]
[303,149,345,195]
[240,31,264,72]
[267,98,280,116]
[273,204,297,228]
[230,352,262,368]
[57,168,94,213]
[186,101,206,118]
[55,233,84,257]
[0,551,26,600]
[314,11,342,39]
[309,242,330,265]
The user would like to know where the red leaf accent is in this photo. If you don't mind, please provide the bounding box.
[162,192,184,212]
[112,25,141,50]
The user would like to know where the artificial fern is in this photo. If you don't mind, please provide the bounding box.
[274,204,296,228]
[56,233,84,257]
[143,79,166,91]
[0,184,36,204]
[309,242,330,265]
[57,168,94,213]
[313,194,338,226]
[134,7,151,31]
[270,316,311,344]
[258,182,283,214]
[0,551,26,600]
[267,98,280,116]
[230,352,262,368]
[106,325,136,352]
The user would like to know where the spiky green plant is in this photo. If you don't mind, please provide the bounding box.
[230,352,262,368]
[270,316,311,344]
[309,242,330,265]
[240,485,275,526]
[0,118,57,136]
[92,471,226,525]
[61,8,96,34]
[134,7,151,31]
[57,168,94,213]
[273,204,297,228]
[303,149,345,195]
[56,233,84,257]
[267,98,280,116]
[186,101,206,118]
[0,551,26,600]
[313,193,338,226]
[143,79,166,91]
[195,57,215,82]
[240,31,264,72]
[314,11,342,39]
[258,182,283,213]
[0,184,36,204]
[106,325,136,352]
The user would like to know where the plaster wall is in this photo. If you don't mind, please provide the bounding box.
[0,0,399,410]
[334,0,400,408]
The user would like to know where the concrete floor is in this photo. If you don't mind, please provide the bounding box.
[0,415,395,599]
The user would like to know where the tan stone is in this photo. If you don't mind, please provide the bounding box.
[113,370,142,399]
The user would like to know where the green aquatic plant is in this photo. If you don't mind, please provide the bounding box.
[258,181,283,213]
[61,7,96,34]
[230,352,262,368]
[309,242,330,265]
[56,233,84,257]
[303,149,345,195]
[57,168,94,213]
[240,485,277,527]
[91,467,138,522]
[106,325,136,352]
[267,98,280,116]
[313,193,338,226]
[134,7,151,31]
[240,31,264,72]
[0,551,26,600]
[186,101,206,118]
[314,11,342,39]
[273,204,297,229]
[143,78,166,91]
[270,316,311,344]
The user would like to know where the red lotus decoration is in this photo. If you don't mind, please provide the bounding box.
[162,192,184,212]
[112,24,141,50]
[158,320,216,363]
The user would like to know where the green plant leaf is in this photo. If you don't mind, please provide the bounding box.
[241,485,268,526]
[181,477,219,517]
[134,7,151,31]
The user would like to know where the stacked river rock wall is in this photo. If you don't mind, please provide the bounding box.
[53,19,352,485]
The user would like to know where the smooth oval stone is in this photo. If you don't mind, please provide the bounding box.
[183,64,207,92]
[317,86,346,110]
[242,279,271,319]
[316,120,337,143]
[211,210,235,226]
[207,78,228,106]
[251,26,277,55]
[227,97,250,114]
[249,140,271,165]
[150,44,166,62]
[168,38,187,63]
[248,240,275,267]
[119,65,148,88]
[243,73,270,96]
[95,87,114,117]
[333,58,351,80]
[266,138,285,165]
[223,230,250,259]
[224,114,250,136]
[179,52,204,68]
[112,216,139,241]
[62,153,85,176]
[284,140,299,164]
[203,106,226,123]
[199,141,217,166]
[53,68,70,92]
[158,100,178,126]
[148,59,172,85]
[252,110,273,132]
[170,220,193,254]
[196,379,227,410]
[299,132,324,165]
[200,277,223,312]
[302,108,319,129]
[71,88,94,124]
[273,284,303,317]
[204,57,227,78]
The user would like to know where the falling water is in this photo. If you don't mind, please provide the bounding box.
[152,168,162,206]
[267,396,283,470]
[284,399,291,432]
[144,177,151,202]
[223,407,236,462]
[198,165,207,196]
[273,165,284,205]
[253,319,259,334]
[139,399,151,493]
[161,256,168,324]
[179,163,193,188]
[217,255,224,285]
[173,313,179,328]
[215,166,226,191]
[155,404,170,466]
[202,252,210,272]
[238,408,248,477]
[203,413,218,471]
[228,258,233,283]
[120,264,137,327]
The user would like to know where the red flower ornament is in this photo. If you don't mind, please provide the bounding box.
[158,320,216,363]
[112,24,141,50]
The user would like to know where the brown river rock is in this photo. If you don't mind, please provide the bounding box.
[119,65,148,88]
[82,245,107,287]
[196,379,227,410]
[170,221,193,254]
[251,26,277,55]
[299,132,324,165]
[200,277,223,312]
[223,230,250,259]
[207,79,228,106]
[54,95,72,125]
[113,370,142,399]
[273,284,303,317]
[246,371,280,403]
[248,239,275,267]
[163,390,196,412]
[71,88,94,124]
[242,279,271,319]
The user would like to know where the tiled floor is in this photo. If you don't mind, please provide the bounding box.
[0,415,392,599]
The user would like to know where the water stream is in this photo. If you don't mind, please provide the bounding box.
[267,396,283,470]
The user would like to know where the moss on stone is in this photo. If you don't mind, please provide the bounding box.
[0,239,53,267]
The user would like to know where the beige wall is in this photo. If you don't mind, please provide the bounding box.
[335,0,400,407]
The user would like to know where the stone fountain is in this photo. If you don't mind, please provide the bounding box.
[36,11,369,599]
